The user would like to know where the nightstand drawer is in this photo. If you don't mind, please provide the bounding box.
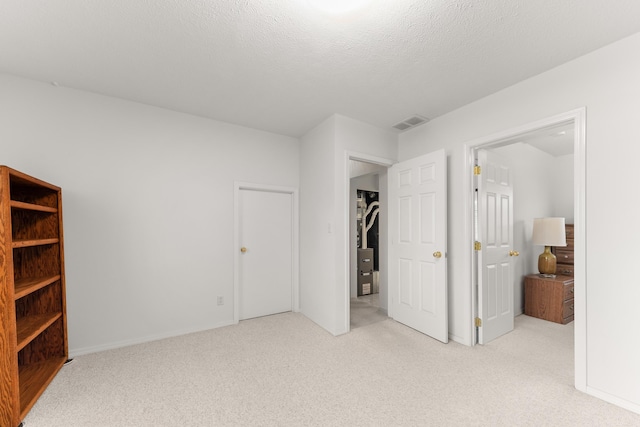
[555,249,574,264]
[563,299,575,319]
[563,282,575,301]
[557,264,575,276]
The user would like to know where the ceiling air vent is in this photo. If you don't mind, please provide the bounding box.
[393,115,430,131]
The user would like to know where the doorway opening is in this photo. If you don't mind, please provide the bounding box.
[349,163,386,329]
[466,108,586,388]
[344,153,394,332]
[356,188,379,299]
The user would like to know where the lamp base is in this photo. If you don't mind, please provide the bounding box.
[538,246,557,275]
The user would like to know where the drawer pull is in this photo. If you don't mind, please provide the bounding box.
[570,288,574,294]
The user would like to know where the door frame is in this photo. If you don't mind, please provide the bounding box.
[343,152,395,333]
[233,182,300,324]
[463,108,586,391]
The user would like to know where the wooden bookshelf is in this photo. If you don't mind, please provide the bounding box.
[14,275,62,300]
[0,166,68,427]
[19,356,67,419]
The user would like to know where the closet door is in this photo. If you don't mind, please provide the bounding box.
[238,189,293,320]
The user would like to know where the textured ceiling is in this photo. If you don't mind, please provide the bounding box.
[2,0,640,137]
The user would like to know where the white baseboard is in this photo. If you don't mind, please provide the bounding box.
[69,319,237,358]
[586,386,640,416]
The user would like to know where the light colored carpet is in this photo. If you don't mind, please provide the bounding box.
[24,313,640,427]
[350,294,387,329]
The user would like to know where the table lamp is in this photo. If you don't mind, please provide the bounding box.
[532,217,567,277]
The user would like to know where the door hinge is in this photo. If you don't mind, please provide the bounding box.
[474,165,481,175]
[474,241,481,251]
[475,317,482,327]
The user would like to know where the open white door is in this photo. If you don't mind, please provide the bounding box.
[389,149,447,343]
[476,149,516,344]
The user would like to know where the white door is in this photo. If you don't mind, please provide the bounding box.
[238,189,293,320]
[389,149,448,343]
[476,149,516,344]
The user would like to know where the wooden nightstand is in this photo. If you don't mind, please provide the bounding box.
[524,274,574,324]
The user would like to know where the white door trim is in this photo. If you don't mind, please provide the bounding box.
[233,182,300,324]
[343,151,395,334]
[463,108,586,391]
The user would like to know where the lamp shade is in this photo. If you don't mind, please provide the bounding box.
[532,217,567,247]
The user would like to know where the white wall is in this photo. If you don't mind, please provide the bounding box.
[299,117,337,332]
[550,154,574,220]
[0,73,300,356]
[350,160,385,178]
[300,114,396,335]
[399,32,640,413]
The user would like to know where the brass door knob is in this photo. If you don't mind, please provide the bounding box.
[509,251,520,257]
[433,251,442,259]
[240,247,247,253]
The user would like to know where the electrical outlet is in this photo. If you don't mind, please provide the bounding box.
[217,296,224,306]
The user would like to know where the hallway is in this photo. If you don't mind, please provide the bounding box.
[350,293,387,329]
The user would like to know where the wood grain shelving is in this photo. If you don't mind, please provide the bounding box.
[19,356,66,418]
[12,238,60,249]
[16,313,62,352]
[0,166,68,427]
[14,275,61,300]
[10,201,58,213]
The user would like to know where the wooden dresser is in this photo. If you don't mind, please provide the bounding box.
[553,224,574,276]
[524,274,574,324]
